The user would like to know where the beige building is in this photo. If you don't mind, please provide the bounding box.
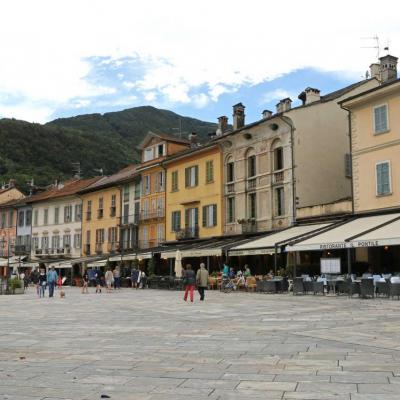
[341,55,400,214]
[214,77,379,235]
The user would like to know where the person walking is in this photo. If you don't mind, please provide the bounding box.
[183,264,196,303]
[196,263,209,301]
[31,269,40,296]
[38,268,47,298]
[222,263,229,278]
[82,270,89,294]
[131,267,139,289]
[95,268,103,294]
[46,267,58,298]
[105,268,114,292]
[113,266,121,290]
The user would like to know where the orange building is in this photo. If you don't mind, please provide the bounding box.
[137,132,191,250]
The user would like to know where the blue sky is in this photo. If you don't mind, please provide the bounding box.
[0,0,399,124]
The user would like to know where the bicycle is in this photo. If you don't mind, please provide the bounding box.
[221,277,237,293]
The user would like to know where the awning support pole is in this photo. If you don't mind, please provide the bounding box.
[274,245,278,275]
[293,251,297,281]
[347,248,352,276]
[207,256,210,272]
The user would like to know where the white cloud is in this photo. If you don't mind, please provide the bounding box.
[261,89,295,105]
[192,93,209,109]
[144,92,157,102]
[0,0,399,121]
[0,103,53,124]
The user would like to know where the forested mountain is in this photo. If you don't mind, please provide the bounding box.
[0,106,217,192]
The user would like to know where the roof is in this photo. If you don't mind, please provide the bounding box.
[339,78,400,106]
[0,197,27,209]
[25,177,102,204]
[78,164,139,194]
[161,143,218,165]
[137,131,191,150]
[212,79,377,141]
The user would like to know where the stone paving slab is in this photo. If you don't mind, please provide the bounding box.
[2,287,400,399]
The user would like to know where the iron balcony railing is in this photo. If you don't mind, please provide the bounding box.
[175,226,199,240]
[119,214,140,226]
[139,210,165,221]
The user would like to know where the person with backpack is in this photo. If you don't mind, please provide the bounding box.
[183,264,196,303]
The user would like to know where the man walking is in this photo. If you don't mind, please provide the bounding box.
[196,263,209,301]
[47,267,58,298]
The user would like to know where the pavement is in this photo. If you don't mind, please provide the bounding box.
[1,287,400,400]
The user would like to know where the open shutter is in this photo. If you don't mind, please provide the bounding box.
[202,206,207,227]
[213,204,217,226]
[185,168,189,187]
[195,166,199,186]
[185,209,189,228]
[194,207,199,227]
[177,211,181,230]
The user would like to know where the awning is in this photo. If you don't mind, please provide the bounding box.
[229,223,332,256]
[87,259,108,268]
[109,255,122,262]
[286,213,400,252]
[0,256,27,267]
[122,253,137,261]
[48,262,73,269]
[137,252,152,259]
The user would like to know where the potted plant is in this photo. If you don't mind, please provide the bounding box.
[8,278,24,295]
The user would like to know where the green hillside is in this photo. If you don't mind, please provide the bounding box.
[0,106,217,192]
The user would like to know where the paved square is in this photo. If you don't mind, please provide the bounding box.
[1,288,400,399]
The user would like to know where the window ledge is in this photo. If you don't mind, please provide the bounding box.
[374,129,390,135]
[376,192,392,198]
[205,180,214,184]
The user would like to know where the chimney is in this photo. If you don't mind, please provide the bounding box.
[276,98,292,113]
[188,132,198,147]
[216,116,228,136]
[232,103,245,130]
[262,109,273,119]
[379,54,398,83]
[370,63,380,80]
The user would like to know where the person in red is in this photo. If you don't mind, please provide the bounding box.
[183,264,196,303]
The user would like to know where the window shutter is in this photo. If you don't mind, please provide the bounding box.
[64,206,67,223]
[185,168,189,187]
[177,211,181,230]
[202,206,207,227]
[195,166,198,186]
[194,207,199,227]
[213,204,217,226]
[185,209,189,228]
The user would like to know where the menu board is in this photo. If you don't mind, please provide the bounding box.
[320,258,341,274]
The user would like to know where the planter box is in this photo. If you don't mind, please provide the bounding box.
[12,287,25,295]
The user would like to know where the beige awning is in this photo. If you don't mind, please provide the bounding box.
[122,253,137,261]
[286,213,400,252]
[229,223,331,256]
[87,259,108,267]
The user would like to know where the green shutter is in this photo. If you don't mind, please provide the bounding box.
[185,168,189,187]
[213,204,217,226]
[185,209,189,228]
[177,211,181,230]
[195,166,198,186]
[194,208,199,227]
[202,206,207,227]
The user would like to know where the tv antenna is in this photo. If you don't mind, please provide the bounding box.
[93,168,104,176]
[361,35,381,60]
[172,118,183,138]
[71,162,81,179]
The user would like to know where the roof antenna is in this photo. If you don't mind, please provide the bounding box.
[361,35,381,60]
[72,162,81,179]
[93,168,104,176]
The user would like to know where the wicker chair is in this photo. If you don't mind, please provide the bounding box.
[376,281,390,298]
[303,281,314,294]
[390,283,400,300]
[348,279,360,298]
[336,280,348,295]
[360,278,374,298]
[293,278,305,295]
[313,281,325,295]
[264,280,277,293]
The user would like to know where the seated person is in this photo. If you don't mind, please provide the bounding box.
[244,265,251,277]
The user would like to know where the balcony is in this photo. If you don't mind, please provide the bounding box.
[225,183,235,194]
[119,214,139,226]
[14,245,31,255]
[110,206,116,217]
[247,177,257,191]
[107,242,119,254]
[139,210,165,222]
[175,226,199,240]
[97,209,104,219]
[121,240,138,252]
[95,243,103,254]
[139,239,160,250]
[84,244,91,255]
[240,220,258,234]
[34,248,42,255]
[273,170,285,184]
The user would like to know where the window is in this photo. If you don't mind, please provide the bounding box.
[144,175,151,195]
[24,235,30,246]
[185,207,198,228]
[123,185,130,202]
[171,171,178,192]
[248,193,257,218]
[227,161,235,182]
[18,211,25,227]
[171,211,181,232]
[32,237,39,249]
[41,236,49,250]
[274,147,284,171]
[157,224,164,241]
[157,197,164,217]
[248,155,256,177]
[54,207,59,224]
[52,235,60,250]
[134,182,141,199]
[157,143,165,157]
[73,233,81,249]
[123,203,129,224]
[25,210,32,226]
[75,204,82,221]
[34,210,38,226]
[374,104,388,134]
[202,204,217,227]
[44,209,49,225]
[0,212,5,229]
[86,230,91,244]
[143,199,150,218]
[95,229,105,244]
[185,166,198,187]
[64,205,72,222]
[98,198,104,219]
[86,201,92,220]
[156,171,165,192]
[376,161,391,196]
[134,202,140,223]
[63,234,71,248]
[275,187,285,216]
[227,197,235,223]
[345,154,352,178]
[108,227,117,243]
[206,160,214,183]
[110,194,116,216]
[144,147,154,162]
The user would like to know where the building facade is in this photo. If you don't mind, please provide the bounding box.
[164,144,223,242]
[137,132,190,249]
[15,202,32,257]
[0,201,18,258]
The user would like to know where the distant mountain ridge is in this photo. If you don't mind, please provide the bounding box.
[0,106,217,192]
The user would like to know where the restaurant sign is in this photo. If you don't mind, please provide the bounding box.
[319,241,379,250]
[229,248,277,256]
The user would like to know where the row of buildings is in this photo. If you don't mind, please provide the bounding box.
[1,54,399,277]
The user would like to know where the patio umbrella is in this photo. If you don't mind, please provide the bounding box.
[174,249,182,278]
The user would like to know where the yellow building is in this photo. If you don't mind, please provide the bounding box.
[79,166,137,256]
[341,56,400,214]
[164,144,223,242]
[137,132,191,249]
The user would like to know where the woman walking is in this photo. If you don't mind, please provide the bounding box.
[183,264,196,303]
[105,268,114,293]
[38,268,47,298]
[81,270,89,294]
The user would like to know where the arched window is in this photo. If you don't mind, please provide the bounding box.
[225,155,234,183]
[271,140,284,171]
[246,148,256,178]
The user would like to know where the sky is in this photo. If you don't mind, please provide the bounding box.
[0,0,399,125]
